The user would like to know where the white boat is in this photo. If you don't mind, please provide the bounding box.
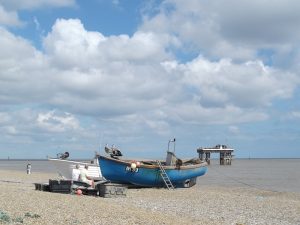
[48,155,103,180]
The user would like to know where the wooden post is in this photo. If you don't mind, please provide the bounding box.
[205,152,211,165]
[199,152,204,161]
[220,152,224,165]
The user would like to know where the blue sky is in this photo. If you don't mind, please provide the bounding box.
[0,0,300,159]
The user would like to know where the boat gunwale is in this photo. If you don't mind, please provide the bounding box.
[48,157,97,167]
[99,155,207,170]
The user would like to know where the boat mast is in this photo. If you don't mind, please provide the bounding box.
[168,138,176,153]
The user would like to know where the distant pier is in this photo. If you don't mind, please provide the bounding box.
[197,145,234,165]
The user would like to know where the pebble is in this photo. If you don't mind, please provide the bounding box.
[0,170,299,225]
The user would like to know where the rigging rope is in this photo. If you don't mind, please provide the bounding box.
[208,165,281,193]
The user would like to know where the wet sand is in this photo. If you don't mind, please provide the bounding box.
[0,170,299,225]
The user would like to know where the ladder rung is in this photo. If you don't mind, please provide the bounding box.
[156,160,174,190]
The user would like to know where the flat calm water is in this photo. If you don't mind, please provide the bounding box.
[0,159,299,193]
[198,159,300,193]
[0,160,59,173]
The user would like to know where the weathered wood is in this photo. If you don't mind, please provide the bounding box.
[97,183,127,198]
[49,179,72,193]
[34,180,128,198]
[34,183,50,191]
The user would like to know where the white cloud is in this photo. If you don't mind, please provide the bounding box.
[33,16,40,30]
[0,27,49,104]
[0,27,40,59]
[141,0,300,63]
[0,0,299,158]
[166,103,268,125]
[0,108,99,156]
[112,0,120,6]
[0,4,21,26]
[145,119,170,136]
[0,0,75,10]
[0,16,299,130]
[228,125,240,134]
[43,18,106,69]
[0,112,10,124]
[0,0,75,26]
[43,19,171,69]
[286,111,300,120]
[0,1,300,158]
[4,125,17,135]
[37,111,79,132]
[216,0,300,44]
[162,56,298,109]
[0,16,299,151]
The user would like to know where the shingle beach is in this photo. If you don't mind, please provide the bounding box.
[0,170,299,225]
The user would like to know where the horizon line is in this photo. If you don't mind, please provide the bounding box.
[1,157,300,161]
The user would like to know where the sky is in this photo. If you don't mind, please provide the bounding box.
[0,0,300,159]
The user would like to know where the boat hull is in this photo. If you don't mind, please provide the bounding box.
[48,158,103,180]
[98,156,207,187]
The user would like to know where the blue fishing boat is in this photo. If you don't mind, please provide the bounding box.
[98,142,207,188]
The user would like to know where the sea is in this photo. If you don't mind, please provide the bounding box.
[0,158,299,193]
[199,159,300,193]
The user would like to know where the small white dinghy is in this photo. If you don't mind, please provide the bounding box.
[48,152,103,181]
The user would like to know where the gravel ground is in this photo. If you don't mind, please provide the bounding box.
[0,170,299,225]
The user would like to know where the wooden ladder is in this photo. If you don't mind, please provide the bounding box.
[156,160,174,190]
